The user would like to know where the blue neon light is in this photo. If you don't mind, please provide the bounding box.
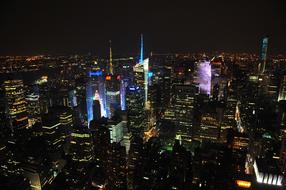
[148,72,153,78]
[129,86,140,92]
[89,71,103,77]
[139,34,144,64]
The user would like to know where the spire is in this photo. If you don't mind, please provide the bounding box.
[109,40,113,75]
[139,34,144,64]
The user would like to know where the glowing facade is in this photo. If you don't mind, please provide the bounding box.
[126,85,146,135]
[105,76,121,118]
[26,94,41,127]
[143,58,149,106]
[253,159,283,186]
[133,59,149,108]
[4,80,29,130]
[196,61,211,95]
[259,37,269,74]
[86,66,106,126]
[139,34,144,64]
[120,79,128,111]
[278,76,286,101]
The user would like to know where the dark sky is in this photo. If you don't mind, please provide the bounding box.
[0,0,285,55]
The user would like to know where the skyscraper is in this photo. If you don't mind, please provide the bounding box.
[133,59,149,108]
[258,37,269,75]
[3,80,28,130]
[194,61,211,95]
[126,85,146,136]
[106,76,121,118]
[278,76,286,102]
[26,94,41,127]
[172,84,197,137]
[86,63,106,126]
[70,127,94,164]
[105,41,121,118]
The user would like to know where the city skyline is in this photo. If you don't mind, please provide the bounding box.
[0,1,286,190]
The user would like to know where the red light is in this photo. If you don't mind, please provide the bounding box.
[116,75,121,80]
[106,76,111,81]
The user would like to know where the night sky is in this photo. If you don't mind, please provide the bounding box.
[0,0,285,56]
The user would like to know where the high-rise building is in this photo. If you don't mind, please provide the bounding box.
[172,84,197,137]
[90,118,110,171]
[258,37,269,75]
[126,85,146,136]
[194,114,220,142]
[279,138,286,176]
[92,99,101,121]
[108,119,125,143]
[194,61,211,95]
[149,66,172,117]
[3,80,28,130]
[278,76,286,102]
[26,94,41,127]
[42,114,63,152]
[105,41,121,118]
[133,59,149,108]
[107,143,127,189]
[69,127,94,164]
[86,63,106,125]
[105,75,121,118]
[42,106,73,153]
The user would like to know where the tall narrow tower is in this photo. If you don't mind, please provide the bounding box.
[109,40,114,75]
[259,37,269,74]
[139,34,144,64]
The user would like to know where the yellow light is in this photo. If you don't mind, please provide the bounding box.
[236,180,251,188]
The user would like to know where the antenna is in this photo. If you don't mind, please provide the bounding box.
[109,40,113,75]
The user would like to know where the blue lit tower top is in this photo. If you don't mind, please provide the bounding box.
[260,36,269,74]
[139,34,144,64]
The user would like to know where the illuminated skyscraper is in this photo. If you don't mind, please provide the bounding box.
[134,58,149,108]
[258,37,269,75]
[70,127,94,164]
[3,80,28,130]
[172,84,197,136]
[194,61,211,95]
[278,76,286,102]
[106,75,121,118]
[105,41,121,118]
[26,94,41,127]
[108,120,125,143]
[120,79,128,111]
[126,85,146,136]
[86,63,106,126]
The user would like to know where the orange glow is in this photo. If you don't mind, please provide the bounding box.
[236,180,251,188]
[106,76,111,80]
[16,116,28,122]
